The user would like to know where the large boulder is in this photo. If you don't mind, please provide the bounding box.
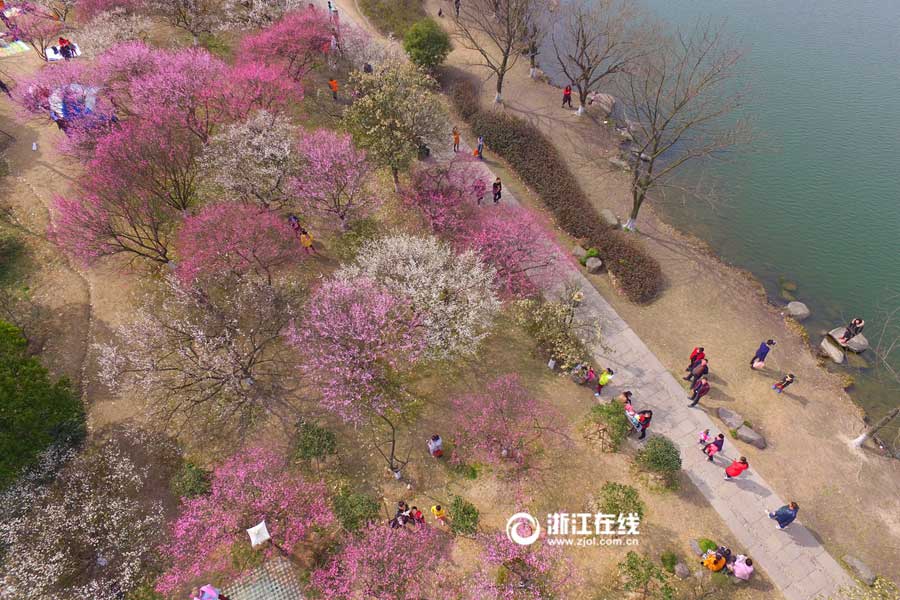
[585,257,604,274]
[842,555,876,586]
[846,334,869,353]
[572,245,588,260]
[674,563,691,579]
[820,337,845,364]
[786,301,810,321]
[599,208,620,228]
[587,92,616,116]
[607,157,630,171]
[736,425,767,449]
[717,408,744,430]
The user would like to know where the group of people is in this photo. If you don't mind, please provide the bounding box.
[391,500,448,529]
[701,545,755,581]
[287,215,317,255]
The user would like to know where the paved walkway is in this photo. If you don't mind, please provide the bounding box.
[322,1,856,597]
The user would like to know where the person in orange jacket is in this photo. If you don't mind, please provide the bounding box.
[328,78,338,100]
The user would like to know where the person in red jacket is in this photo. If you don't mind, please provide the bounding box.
[724,457,749,480]
[688,376,710,407]
[562,84,572,108]
[686,346,705,371]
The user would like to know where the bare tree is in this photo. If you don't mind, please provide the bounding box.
[615,20,747,230]
[851,300,900,450]
[551,0,644,115]
[147,0,220,45]
[455,0,543,103]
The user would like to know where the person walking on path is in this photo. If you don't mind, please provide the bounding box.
[473,178,486,205]
[431,504,448,527]
[768,502,799,530]
[452,126,460,152]
[687,346,705,371]
[704,433,725,462]
[683,358,708,383]
[594,368,614,397]
[427,434,443,457]
[636,410,652,440]
[562,85,572,108]
[724,456,749,480]
[492,177,502,203]
[476,135,484,160]
[750,339,775,368]
[328,78,339,100]
[698,428,711,446]
[772,373,795,393]
[688,375,710,407]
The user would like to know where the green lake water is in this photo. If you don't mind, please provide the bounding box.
[552,0,900,432]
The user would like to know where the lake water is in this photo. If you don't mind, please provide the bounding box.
[548,0,900,433]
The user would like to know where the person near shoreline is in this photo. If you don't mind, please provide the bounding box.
[476,135,484,159]
[688,375,710,407]
[683,358,708,384]
[452,126,460,152]
[687,346,705,371]
[492,177,502,203]
[768,502,799,530]
[838,317,865,344]
[750,339,775,368]
[562,84,572,108]
[704,433,725,462]
[724,456,749,480]
[772,373,795,393]
[594,368,614,397]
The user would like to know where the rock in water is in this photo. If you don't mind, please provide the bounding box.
[786,301,811,321]
[599,208,620,228]
[675,563,691,579]
[846,334,869,353]
[717,408,744,430]
[585,257,604,274]
[842,555,876,586]
[820,337,845,364]
[736,425,767,449]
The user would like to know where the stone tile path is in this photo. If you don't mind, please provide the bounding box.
[316,1,857,597]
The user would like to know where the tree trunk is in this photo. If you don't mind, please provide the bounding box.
[495,55,508,102]
[851,407,899,448]
[391,167,400,193]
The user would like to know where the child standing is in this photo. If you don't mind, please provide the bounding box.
[698,429,711,447]
[704,433,725,462]
[431,504,448,527]
[452,127,460,152]
[594,368,614,397]
[772,373,795,393]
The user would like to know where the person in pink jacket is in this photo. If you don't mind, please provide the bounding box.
[724,457,749,480]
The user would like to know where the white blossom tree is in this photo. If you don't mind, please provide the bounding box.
[198,111,299,210]
[97,276,301,435]
[77,8,152,58]
[0,433,170,600]
[219,0,305,29]
[338,234,499,360]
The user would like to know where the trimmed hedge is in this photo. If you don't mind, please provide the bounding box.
[448,81,663,303]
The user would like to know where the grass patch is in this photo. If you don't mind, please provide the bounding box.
[359,0,426,37]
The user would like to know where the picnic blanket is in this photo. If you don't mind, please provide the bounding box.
[0,40,29,58]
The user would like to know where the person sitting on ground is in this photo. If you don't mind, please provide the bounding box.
[616,390,633,405]
[410,506,425,525]
[570,362,590,384]
[427,434,443,458]
[839,318,865,344]
[636,410,652,440]
[728,555,754,581]
[701,550,726,572]
[772,373,795,393]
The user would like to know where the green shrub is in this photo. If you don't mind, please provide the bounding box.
[698,538,718,554]
[588,402,631,452]
[403,18,451,70]
[293,419,337,463]
[170,461,211,499]
[596,482,645,520]
[579,247,600,266]
[359,0,425,37]
[450,460,479,480]
[333,487,381,532]
[660,551,678,574]
[448,80,663,304]
[512,298,587,370]
[0,233,25,285]
[0,320,84,488]
[449,495,479,535]
[618,551,675,599]
[635,436,681,487]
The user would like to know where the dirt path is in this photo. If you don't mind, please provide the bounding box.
[414,0,900,583]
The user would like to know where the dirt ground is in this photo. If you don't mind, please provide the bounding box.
[417,0,900,583]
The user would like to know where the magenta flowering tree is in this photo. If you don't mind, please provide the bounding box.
[292,129,378,230]
[464,205,559,297]
[9,11,64,61]
[472,531,578,599]
[452,374,562,467]
[403,157,481,236]
[311,524,455,600]
[237,7,332,81]
[175,203,304,286]
[226,60,304,119]
[289,277,424,473]
[156,446,333,595]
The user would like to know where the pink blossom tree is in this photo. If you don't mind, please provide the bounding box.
[10,11,64,61]
[311,524,455,600]
[237,7,332,81]
[451,374,562,467]
[156,446,333,594]
[403,156,481,236]
[175,203,304,286]
[292,129,378,230]
[472,530,579,599]
[289,277,424,474]
[463,205,560,297]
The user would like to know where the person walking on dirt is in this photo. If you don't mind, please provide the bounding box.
[687,346,705,371]
[0,78,11,98]
[328,78,339,100]
[684,358,708,384]
[452,126,460,152]
[688,376,710,407]
[750,339,775,368]
[562,85,573,108]
[772,373,795,393]
[768,502,799,529]
[454,0,460,17]
[476,135,484,160]
[492,177,502,203]
[724,456,749,480]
